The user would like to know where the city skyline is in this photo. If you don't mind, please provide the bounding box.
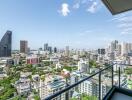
[0,0,132,49]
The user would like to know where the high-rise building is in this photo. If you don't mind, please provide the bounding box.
[0,31,12,57]
[54,47,57,53]
[65,46,69,56]
[127,43,132,53]
[110,40,118,53]
[27,47,30,53]
[39,48,43,51]
[117,44,121,56]
[48,46,52,53]
[20,40,28,53]
[44,43,48,51]
[98,48,105,55]
[114,40,118,50]
[121,42,127,56]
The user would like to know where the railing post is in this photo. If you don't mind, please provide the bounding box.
[66,78,69,100]
[99,70,101,100]
[112,65,114,87]
[119,67,121,88]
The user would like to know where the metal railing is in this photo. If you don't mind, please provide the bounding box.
[44,64,115,100]
[44,63,131,100]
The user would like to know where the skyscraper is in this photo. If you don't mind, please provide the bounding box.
[65,46,69,56]
[117,44,121,56]
[44,43,48,51]
[110,40,118,53]
[98,48,105,55]
[20,40,28,53]
[54,47,57,53]
[114,40,118,50]
[121,42,127,56]
[48,46,52,54]
[0,31,12,57]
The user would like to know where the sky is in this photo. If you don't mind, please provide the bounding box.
[0,0,132,50]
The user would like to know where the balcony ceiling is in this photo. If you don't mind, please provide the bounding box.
[102,0,132,15]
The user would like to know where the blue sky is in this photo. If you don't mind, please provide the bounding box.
[0,0,132,50]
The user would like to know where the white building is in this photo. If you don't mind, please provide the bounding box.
[17,82,31,94]
[121,42,129,56]
[70,71,81,85]
[114,75,127,88]
[56,62,62,69]
[79,77,111,99]
[16,74,31,94]
[32,74,40,91]
[14,57,20,65]
[39,75,66,100]
[72,55,79,60]
[78,59,89,73]
[50,56,59,64]
[113,60,126,72]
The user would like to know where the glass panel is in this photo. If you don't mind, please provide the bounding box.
[101,67,112,99]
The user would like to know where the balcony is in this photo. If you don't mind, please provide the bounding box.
[44,64,132,100]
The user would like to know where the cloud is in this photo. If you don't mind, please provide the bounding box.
[73,3,80,9]
[82,0,93,4]
[109,13,132,35]
[73,0,80,9]
[117,23,132,28]
[117,16,132,22]
[86,1,98,13]
[59,3,70,16]
[121,31,132,35]
[117,15,132,35]
[117,16,132,34]
[79,30,93,36]
[72,0,102,13]
[59,0,102,16]
[108,13,127,22]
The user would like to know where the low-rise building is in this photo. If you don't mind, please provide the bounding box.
[39,75,66,100]
[78,59,89,73]
[79,75,111,99]
[26,55,39,64]
[15,74,31,95]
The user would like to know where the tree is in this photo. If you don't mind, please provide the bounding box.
[71,93,97,100]
[12,96,21,100]
[125,68,132,75]
[40,75,45,81]
[34,95,40,100]
[89,60,97,68]
[63,66,72,72]
[43,61,52,66]
[39,70,45,76]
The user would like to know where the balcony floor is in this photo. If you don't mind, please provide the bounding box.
[103,86,132,100]
[111,92,132,100]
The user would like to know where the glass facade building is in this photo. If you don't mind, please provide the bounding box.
[0,31,12,57]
